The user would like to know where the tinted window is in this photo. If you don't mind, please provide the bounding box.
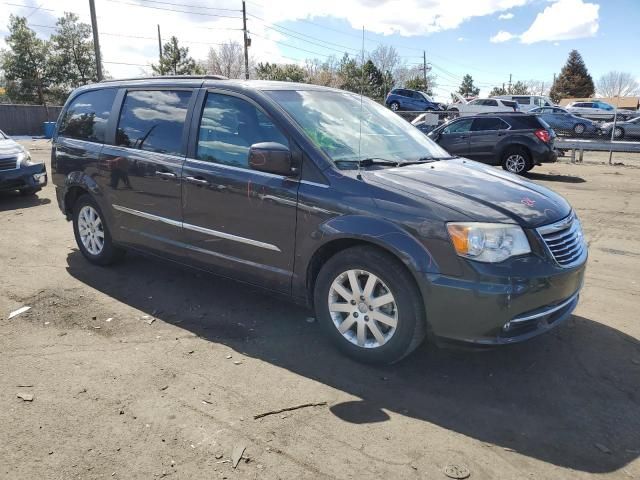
[471,117,509,131]
[197,93,288,169]
[509,115,545,130]
[513,96,530,105]
[59,89,116,142]
[443,119,473,134]
[116,90,191,156]
[501,100,517,108]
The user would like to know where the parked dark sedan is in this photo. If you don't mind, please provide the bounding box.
[52,78,586,364]
[0,130,47,195]
[385,88,444,112]
[428,113,557,174]
[529,106,599,136]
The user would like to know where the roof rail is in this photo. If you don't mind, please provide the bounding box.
[99,74,228,83]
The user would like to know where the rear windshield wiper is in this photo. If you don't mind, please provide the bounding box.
[335,157,400,168]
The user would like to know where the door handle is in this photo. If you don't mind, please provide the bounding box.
[156,171,177,179]
[185,176,210,186]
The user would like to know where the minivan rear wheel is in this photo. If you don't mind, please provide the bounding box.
[73,194,124,265]
[502,147,532,175]
[314,246,426,364]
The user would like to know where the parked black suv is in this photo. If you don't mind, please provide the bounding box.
[52,77,587,364]
[427,113,557,174]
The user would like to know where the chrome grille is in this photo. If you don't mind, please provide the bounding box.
[537,213,586,267]
[0,156,17,171]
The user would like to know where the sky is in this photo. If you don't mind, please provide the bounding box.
[0,0,638,101]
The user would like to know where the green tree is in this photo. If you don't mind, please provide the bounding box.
[490,85,507,96]
[510,80,529,95]
[337,53,361,93]
[405,75,435,96]
[255,62,305,82]
[457,74,480,98]
[50,12,98,103]
[361,60,385,101]
[549,50,594,102]
[1,15,52,105]
[152,36,203,75]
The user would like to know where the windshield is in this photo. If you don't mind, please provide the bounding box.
[266,89,449,164]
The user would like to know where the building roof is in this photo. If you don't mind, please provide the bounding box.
[559,97,640,109]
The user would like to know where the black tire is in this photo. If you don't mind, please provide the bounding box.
[313,246,426,364]
[19,187,40,196]
[389,101,400,111]
[501,146,532,175]
[72,194,124,266]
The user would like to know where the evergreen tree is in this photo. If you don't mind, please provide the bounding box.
[489,86,507,96]
[457,74,480,97]
[152,36,203,76]
[510,81,529,95]
[550,50,594,102]
[404,75,434,96]
[1,15,52,105]
[50,12,98,103]
[255,62,305,82]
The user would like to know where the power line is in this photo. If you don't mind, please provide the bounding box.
[104,0,242,19]
[250,31,354,60]
[134,0,241,12]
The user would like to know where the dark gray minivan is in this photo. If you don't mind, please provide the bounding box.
[52,76,587,364]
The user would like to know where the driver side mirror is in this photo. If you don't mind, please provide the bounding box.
[249,142,295,176]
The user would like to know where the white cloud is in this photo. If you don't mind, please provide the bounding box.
[520,0,599,44]
[457,37,466,41]
[498,12,514,19]
[490,30,516,43]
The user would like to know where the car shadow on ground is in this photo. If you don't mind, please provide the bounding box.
[525,171,586,183]
[65,250,640,474]
[0,191,50,211]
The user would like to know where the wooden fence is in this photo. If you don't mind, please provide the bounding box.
[0,104,63,136]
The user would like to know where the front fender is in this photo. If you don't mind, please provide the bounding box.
[315,215,440,274]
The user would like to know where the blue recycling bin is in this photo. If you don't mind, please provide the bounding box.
[43,121,56,139]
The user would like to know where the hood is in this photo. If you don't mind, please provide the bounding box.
[449,92,468,105]
[365,158,571,228]
[0,138,25,158]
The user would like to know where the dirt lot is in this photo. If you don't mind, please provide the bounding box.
[1,140,639,480]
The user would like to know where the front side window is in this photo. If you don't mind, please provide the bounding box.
[514,96,530,105]
[485,99,499,107]
[59,89,116,142]
[116,90,191,156]
[267,89,449,164]
[443,119,473,134]
[197,93,288,169]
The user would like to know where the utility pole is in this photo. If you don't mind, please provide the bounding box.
[88,0,103,81]
[157,24,163,63]
[423,51,427,90]
[508,73,512,93]
[242,0,249,80]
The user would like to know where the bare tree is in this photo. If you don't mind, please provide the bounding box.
[596,71,640,97]
[525,80,551,96]
[370,44,400,98]
[304,56,340,87]
[204,41,254,79]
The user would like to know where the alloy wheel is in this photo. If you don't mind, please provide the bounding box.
[328,269,398,348]
[574,124,585,134]
[390,102,399,111]
[78,205,105,255]
[614,127,623,139]
[505,154,527,173]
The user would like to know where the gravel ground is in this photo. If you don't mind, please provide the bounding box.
[1,140,639,480]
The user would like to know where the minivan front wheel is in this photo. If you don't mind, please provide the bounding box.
[502,148,531,175]
[389,101,400,111]
[73,195,124,265]
[314,246,426,364]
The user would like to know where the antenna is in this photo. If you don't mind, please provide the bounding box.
[357,25,365,180]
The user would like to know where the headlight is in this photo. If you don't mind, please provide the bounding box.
[18,151,42,166]
[447,222,531,263]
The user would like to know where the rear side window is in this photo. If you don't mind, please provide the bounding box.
[116,90,191,156]
[513,96,530,105]
[196,93,288,169]
[59,89,116,143]
[509,115,545,130]
[501,100,517,108]
[471,117,509,131]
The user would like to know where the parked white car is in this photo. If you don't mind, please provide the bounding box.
[493,95,554,112]
[447,93,519,117]
[565,100,638,121]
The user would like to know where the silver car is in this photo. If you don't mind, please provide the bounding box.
[600,116,640,140]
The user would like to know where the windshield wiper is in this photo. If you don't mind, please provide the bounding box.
[398,156,457,165]
[335,157,400,168]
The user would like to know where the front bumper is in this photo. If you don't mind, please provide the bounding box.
[419,256,586,346]
[0,163,47,192]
